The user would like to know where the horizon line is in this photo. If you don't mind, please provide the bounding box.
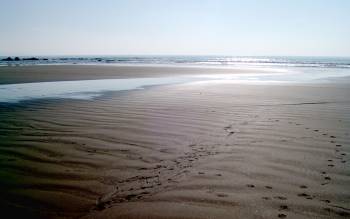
[1,54,350,58]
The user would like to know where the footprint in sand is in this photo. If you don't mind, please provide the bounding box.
[227,131,235,136]
[324,176,331,180]
[224,125,232,130]
[298,193,313,200]
[298,193,311,198]
[330,136,336,138]
[274,196,287,200]
[279,205,289,210]
[278,213,287,218]
[262,197,270,200]
[246,184,255,188]
[299,185,308,189]
[265,186,273,189]
[321,199,331,203]
[328,164,334,167]
[216,193,228,198]
[224,125,235,136]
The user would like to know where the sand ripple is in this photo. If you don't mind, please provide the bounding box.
[1,83,350,218]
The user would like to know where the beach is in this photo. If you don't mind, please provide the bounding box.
[0,65,270,85]
[0,65,349,219]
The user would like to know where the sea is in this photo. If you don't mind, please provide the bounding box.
[1,55,350,69]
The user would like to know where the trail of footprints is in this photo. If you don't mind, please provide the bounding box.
[93,123,237,211]
[244,118,349,218]
[93,117,349,218]
[93,142,221,211]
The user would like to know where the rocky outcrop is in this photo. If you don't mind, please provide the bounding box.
[23,57,39,61]
[1,57,14,61]
[1,57,43,61]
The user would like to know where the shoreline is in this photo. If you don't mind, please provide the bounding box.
[0,64,289,85]
[1,64,350,104]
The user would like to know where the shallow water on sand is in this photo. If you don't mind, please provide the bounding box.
[0,67,350,103]
[0,77,194,103]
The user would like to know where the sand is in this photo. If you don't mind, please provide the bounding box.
[0,65,269,84]
[0,65,349,219]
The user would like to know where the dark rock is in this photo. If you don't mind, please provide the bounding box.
[14,57,21,61]
[1,57,13,61]
[23,57,39,61]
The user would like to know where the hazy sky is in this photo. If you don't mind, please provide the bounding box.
[1,0,349,56]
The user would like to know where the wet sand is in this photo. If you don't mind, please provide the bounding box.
[0,66,350,219]
[0,65,268,84]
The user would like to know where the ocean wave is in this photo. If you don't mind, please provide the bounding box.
[0,56,350,69]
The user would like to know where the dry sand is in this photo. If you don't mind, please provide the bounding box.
[0,65,349,219]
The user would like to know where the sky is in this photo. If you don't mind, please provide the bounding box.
[1,0,350,56]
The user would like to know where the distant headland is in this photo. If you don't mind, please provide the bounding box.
[1,56,48,61]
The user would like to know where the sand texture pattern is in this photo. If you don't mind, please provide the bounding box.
[0,67,349,219]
